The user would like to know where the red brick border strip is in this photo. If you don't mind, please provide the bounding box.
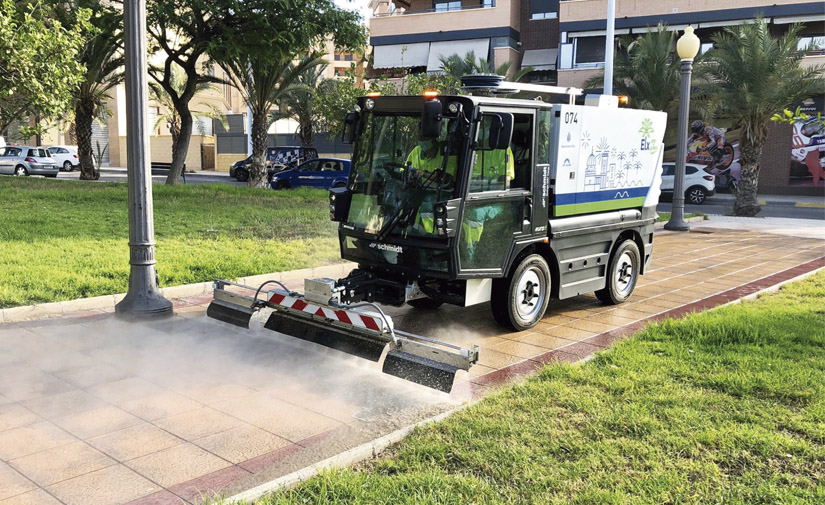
[471,255,825,391]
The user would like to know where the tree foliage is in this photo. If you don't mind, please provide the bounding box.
[147,0,243,184]
[212,0,366,187]
[50,0,123,180]
[705,17,824,216]
[284,62,329,148]
[0,0,88,139]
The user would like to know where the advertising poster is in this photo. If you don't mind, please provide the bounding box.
[686,121,740,192]
[789,95,825,188]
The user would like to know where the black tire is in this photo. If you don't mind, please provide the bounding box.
[491,254,552,331]
[275,180,290,190]
[63,161,73,172]
[333,182,347,188]
[14,165,28,176]
[595,240,640,305]
[407,298,443,309]
[235,169,249,182]
[686,186,707,205]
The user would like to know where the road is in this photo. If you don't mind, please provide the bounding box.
[55,167,246,186]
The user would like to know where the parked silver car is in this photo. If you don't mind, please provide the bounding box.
[0,146,59,177]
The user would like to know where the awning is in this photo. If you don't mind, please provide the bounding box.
[373,42,430,69]
[427,39,490,72]
[521,48,558,71]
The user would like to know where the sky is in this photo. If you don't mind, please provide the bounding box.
[334,0,374,23]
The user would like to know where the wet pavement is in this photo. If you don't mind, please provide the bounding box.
[1,224,824,505]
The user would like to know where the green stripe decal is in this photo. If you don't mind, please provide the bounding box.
[553,197,647,217]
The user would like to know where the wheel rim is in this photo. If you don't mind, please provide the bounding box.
[615,251,636,297]
[515,267,546,320]
[14,166,25,176]
[688,188,704,204]
[64,162,71,171]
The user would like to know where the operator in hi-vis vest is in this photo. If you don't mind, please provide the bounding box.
[405,133,457,235]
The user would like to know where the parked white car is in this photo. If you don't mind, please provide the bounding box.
[661,162,716,204]
[48,145,80,172]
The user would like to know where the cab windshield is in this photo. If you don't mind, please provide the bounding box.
[347,112,462,239]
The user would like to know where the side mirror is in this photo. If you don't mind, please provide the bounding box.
[329,187,352,222]
[342,111,359,144]
[477,112,514,151]
[421,100,443,139]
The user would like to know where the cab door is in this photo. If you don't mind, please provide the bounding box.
[457,108,536,276]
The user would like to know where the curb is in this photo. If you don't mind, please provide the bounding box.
[653,215,706,230]
[0,262,356,325]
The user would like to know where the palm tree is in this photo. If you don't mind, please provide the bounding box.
[219,52,326,187]
[284,61,329,148]
[55,1,123,180]
[585,26,686,113]
[148,66,226,176]
[706,17,824,216]
[438,51,532,91]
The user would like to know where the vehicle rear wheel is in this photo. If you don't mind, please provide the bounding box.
[235,169,249,182]
[491,254,551,331]
[407,298,443,309]
[275,180,290,190]
[63,161,73,172]
[686,186,707,205]
[596,240,640,305]
[14,165,28,176]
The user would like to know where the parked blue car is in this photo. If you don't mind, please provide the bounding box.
[270,158,351,190]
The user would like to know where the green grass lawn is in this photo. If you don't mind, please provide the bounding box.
[0,178,339,308]
[256,272,825,505]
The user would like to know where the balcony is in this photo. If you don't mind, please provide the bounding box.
[370,0,514,40]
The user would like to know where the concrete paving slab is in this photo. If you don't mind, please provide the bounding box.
[0,227,823,504]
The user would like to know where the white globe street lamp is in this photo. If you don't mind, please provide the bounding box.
[665,26,701,232]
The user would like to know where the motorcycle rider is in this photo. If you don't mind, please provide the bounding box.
[689,120,726,167]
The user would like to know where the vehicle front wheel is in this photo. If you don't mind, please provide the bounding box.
[14,165,28,176]
[595,240,640,305]
[491,254,551,331]
[407,298,443,309]
[275,180,290,190]
[686,186,707,205]
[63,161,73,172]
[235,169,249,182]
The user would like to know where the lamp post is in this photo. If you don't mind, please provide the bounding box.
[115,0,173,318]
[665,26,700,232]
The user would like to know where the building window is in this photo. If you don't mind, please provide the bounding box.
[345,53,354,61]
[434,1,461,12]
[574,36,605,65]
[335,68,347,77]
[530,0,558,20]
[798,36,825,52]
[334,52,342,61]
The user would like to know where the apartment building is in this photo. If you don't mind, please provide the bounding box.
[557,0,825,88]
[369,1,562,82]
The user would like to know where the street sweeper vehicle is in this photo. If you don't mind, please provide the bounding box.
[207,75,667,392]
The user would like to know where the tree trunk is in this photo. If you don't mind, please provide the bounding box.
[165,108,191,185]
[299,118,313,147]
[75,100,99,180]
[733,139,762,217]
[248,109,269,188]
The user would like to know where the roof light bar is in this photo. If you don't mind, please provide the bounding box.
[459,74,583,105]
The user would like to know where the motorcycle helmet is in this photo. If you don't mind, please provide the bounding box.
[691,120,704,134]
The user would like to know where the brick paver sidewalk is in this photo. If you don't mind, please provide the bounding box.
[1,226,823,505]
